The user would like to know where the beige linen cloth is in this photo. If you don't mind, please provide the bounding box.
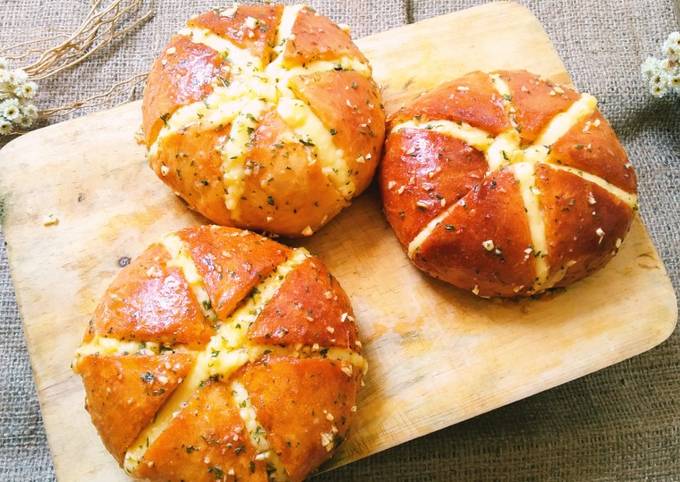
[1,1,678,480]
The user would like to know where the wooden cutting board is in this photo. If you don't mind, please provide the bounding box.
[0,2,676,480]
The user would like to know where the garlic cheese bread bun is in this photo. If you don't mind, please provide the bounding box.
[142,4,384,237]
[73,225,366,481]
[380,70,638,298]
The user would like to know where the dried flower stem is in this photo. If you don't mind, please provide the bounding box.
[0,33,71,61]
[12,0,154,81]
[0,0,154,133]
[40,71,147,117]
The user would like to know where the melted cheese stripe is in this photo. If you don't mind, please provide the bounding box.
[222,98,272,215]
[231,381,290,481]
[270,54,372,200]
[489,74,515,116]
[276,97,355,198]
[161,233,217,322]
[536,94,597,146]
[268,4,370,80]
[147,78,275,157]
[509,162,550,288]
[201,248,311,377]
[523,144,637,208]
[271,4,305,59]
[123,248,310,474]
[268,56,371,92]
[543,163,638,208]
[265,7,372,201]
[194,343,367,410]
[268,4,369,81]
[522,144,550,164]
[486,74,523,172]
[541,259,578,292]
[236,344,368,375]
[489,74,513,109]
[227,343,366,481]
[302,346,367,375]
[407,203,458,259]
[489,75,559,290]
[73,337,183,360]
[486,129,521,172]
[178,26,262,73]
[391,120,493,152]
[508,94,595,289]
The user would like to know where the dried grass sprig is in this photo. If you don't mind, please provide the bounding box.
[11,0,154,81]
[0,33,71,61]
[0,0,154,136]
[40,72,148,117]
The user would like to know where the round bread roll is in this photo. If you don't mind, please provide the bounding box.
[380,70,638,297]
[73,226,366,481]
[142,3,384,237]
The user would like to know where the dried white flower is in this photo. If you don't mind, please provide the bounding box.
[650,83,668,98]
[0,119,12,135]
[18,114,33,128]
[641,56,662,77]
[1,99,21,121]
[21,103,38,121]
[0,57,40,135]
[10,68,28,84]
[641,32,680,98]
[14,81,37,100]
[662,31,680,60]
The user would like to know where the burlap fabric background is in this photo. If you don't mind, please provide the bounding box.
[1,0,678,480]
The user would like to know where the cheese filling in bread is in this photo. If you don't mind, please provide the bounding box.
[142,4,385,237]
[74,225,366,481]
[382,70,638,297]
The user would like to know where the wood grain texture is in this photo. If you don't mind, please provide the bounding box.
[0,3,675,481]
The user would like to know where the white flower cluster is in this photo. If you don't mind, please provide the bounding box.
[641,31,680,98]
[0,57,39,135]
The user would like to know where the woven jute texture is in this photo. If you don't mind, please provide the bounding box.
[1,1,679,480]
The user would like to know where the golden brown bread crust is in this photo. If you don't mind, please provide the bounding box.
[73,225,365,481]
[135,380,271,482]
[175,226,290,318]
[550,110,636,193]
[413,169,537,296]
[88,243,213,347]
[77,353,195,464]
[381,127,489,246]
[239,355,361,482]
[290,70,384,197]
[152,123,234,226]
[233,110,348,235]
[281,7,367,66]
[249,257,358,348]
[142,4,384,237]
[536,164,633,287]
[141,35,228,147]
[390,71,510,136]
[497,69,580,142]
[188,5,283,59]
[380,70,638,297]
